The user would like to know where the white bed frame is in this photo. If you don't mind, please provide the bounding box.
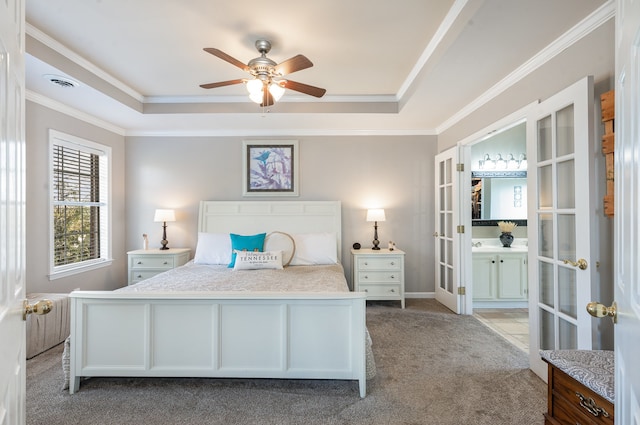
[69,201,367,397]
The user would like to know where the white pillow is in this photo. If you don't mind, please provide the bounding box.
[193,232,231,265]
[290,232,338,265]
[233,250,283,270]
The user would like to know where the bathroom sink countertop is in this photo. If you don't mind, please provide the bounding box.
[472,245,528,253]
[471,238,528,253]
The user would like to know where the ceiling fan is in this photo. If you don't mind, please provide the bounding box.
[199,40,326,107]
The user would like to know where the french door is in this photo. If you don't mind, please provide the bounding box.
[434,147,462,313]
[526,76,598,380]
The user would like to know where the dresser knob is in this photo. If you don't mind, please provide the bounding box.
[163,261,168,265]
[390,262,395,265]
[364,275,368,279]
[364,262,368,265]
[136,274,142,278]
[390,275,395,279]
[364,289,368,292]
[390,289,395,292]
[137,261,142,264]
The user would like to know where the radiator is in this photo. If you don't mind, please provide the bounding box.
[26,293,70,359]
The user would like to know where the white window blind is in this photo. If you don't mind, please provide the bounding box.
[50,130,111,278]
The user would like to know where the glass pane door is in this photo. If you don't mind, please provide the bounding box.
[435,147,460,313]
[527,77,596,380]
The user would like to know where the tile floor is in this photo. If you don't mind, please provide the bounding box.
[473,308,529,352]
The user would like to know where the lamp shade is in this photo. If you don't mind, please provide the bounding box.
[366,208,386,222]
[154,209,175,223]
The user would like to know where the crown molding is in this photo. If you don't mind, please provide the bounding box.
[26,23,144,103]
[397,0,470,100]
[125,127,437,138]
[436,0,615,134]
[26,90,126,136]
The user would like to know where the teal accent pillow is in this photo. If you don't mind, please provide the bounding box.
[228,233,266,267]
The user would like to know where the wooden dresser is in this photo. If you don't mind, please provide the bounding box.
[541,350,614,425]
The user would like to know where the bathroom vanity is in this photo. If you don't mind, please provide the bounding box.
[472,239,528,307]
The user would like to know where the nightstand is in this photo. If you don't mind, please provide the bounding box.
[351,248,405,308]
[127,248,191,285]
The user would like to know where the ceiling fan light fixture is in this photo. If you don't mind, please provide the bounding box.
[200,39,325,106]
[245,78,263,95]
[269,82,285,101]
[249,90,264,104]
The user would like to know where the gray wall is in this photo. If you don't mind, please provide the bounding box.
[26,101,127,293]
[124,135,438,294]
[438,19,615,152]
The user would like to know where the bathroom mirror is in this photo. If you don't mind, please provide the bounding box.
[471,171,527,226]
[470,121,527,227]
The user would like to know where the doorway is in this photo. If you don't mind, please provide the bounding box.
[465,120,530,352]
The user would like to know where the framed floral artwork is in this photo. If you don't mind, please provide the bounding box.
[242,140,299,196]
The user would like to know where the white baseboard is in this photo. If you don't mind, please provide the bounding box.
[472,301,528,309]
[405,292,435,299]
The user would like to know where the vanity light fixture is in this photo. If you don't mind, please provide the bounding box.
[478,153,527,170]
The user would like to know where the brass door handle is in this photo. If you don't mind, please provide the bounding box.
[563,258,588,270]
[23,299,53,321]
[586,301,617,324]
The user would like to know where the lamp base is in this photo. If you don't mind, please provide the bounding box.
[372,222,380,250]
[160,222,169,250]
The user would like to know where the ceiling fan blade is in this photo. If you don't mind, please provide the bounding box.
[261,89,275,107]
[199,79,244,89]
[275,54,313,76]
[203,48,249,71]
[282,80,326,98]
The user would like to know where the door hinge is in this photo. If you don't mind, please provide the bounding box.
[457,225,465,233]
[458,287,466,295]
[456,163,464,172]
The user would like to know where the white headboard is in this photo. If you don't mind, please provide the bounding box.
[198,201,342,259]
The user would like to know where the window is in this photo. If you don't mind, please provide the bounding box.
[49,130,112,278]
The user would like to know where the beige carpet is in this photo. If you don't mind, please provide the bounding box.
[26,299,546,425]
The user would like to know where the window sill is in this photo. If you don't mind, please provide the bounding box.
[49,258,114,280]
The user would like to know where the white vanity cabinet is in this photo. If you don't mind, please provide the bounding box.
[472,251,527,306]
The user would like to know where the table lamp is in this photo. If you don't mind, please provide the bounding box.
[154,209,175,250]
[366,208,386,250]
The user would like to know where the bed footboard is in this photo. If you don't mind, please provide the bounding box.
[69,291,367,397]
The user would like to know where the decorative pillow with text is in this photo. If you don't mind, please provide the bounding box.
[233,250,283,270]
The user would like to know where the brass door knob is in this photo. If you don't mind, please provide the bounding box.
[586,301,617,324]
[563,258,588,270]
[23,299,53,321]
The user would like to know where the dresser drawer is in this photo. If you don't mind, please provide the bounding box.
[129,270,163,283]
[359,283,402,297]
[358,271,401,283]
[129,255,175,269]
[357,256,402,270]
[551,366,613,425]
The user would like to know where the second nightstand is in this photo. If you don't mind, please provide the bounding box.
[351,248,405,308]
[127,248,191,285]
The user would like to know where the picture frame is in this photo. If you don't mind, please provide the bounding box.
[242,140,299,197]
